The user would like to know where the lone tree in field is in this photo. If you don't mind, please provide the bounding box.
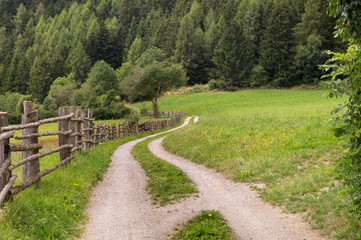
[120,60,187,118]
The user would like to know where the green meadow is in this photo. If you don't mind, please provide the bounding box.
[139,89,360,239]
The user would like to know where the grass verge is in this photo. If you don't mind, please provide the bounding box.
[143,89,361,239]
[0,128,177,239]
[132,136,198,206]
[171,210,236,240]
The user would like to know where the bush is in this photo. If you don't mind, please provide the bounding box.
[8,112,21,125]
[208,78,228,90]
[37,104,57,120]
[140,104,149,116]
[93,102,131,120]
[272,73,294,88]
[127,113,139,125]
[190,84,207,93]
[249,65,268,87]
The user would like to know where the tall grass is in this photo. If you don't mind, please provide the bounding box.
[146,89,361,239]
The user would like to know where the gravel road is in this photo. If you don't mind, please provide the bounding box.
[80,117,328,240]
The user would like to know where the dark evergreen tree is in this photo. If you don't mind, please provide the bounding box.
[294,34,327,84]
[213,19,255,87]
[174,14,209,85]
[28,56,52,102]
[66,41,91,84]
[259,0,296,82]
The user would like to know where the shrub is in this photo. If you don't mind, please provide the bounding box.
[127,113,139,125]
[249,65,268,87]
[208,78,228,90]
[93,102,131,120]
[140,104,149,116]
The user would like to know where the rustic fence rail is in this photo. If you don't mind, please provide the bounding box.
[0,101,183,207]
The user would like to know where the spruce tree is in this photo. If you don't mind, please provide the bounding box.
[213,19,254,87]
[174,14,209,85]
[66,41,91,84]
[29,56,52,102]
[259,0,296,81]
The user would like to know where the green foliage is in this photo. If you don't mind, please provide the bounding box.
[294,34,327,84]
[174,13,209,85]
[321,44,361,215]
[29,56,52,102]
[259,0,296,82]
[126,36,145,64]
[132,136,197,206]
[321,0,361,216]
[86,60,118,94]
[119,48,187,116]
[171,210,236,240]
[121,61,187,102]
[213,19,254,87]
[0,0,344,99]
[66,41,91,84]
[44,74,77,110]
[135,47,167,68]
[249,65,268,87]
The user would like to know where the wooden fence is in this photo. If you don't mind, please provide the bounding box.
[0,101,183,207]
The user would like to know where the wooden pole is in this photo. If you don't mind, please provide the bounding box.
[88,108,94,147]
[0,112,10,194]
[75,107,82,149]
[22,101,40,182]
[69,107,76,150]
[58,106,71,163]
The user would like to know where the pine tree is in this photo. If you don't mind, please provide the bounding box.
[66,41,91,84]
[174,14,209,84]
[29,56,52,102]
[0,26,8,61]
[293,0,337,50]
[213,19,255,87]
[123,17,138,60]
[13,3,29,36]
[259,0,296,80]
[126,36,145,64]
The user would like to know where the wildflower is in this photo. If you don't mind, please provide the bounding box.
[208,213,212,217]
[73,183,78,186]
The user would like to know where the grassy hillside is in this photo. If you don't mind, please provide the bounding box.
[142,89,359,239]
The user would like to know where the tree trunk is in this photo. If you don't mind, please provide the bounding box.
[152,100,158,118]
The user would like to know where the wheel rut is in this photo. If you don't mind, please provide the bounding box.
[80,117,328,240]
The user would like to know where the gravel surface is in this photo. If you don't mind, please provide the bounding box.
[80,117,328,240]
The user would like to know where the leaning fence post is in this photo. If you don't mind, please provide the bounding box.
[22,101,40,182]
[58,106,71,163]
[0,112,10,195]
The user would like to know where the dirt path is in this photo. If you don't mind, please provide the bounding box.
[80,117,327,240]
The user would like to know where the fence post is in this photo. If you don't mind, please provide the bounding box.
[22,101,40,182]
[88,108,94,145]
[75,106,82,149]
[58,106,71,162]
[0,112,10,194]
[69,107,76,148]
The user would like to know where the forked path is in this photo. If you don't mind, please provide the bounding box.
[80,117,327,240]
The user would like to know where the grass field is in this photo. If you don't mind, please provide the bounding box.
[138,89,360,239]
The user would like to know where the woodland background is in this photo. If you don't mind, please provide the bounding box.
[0,0,342,123]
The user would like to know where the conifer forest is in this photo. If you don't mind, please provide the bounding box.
[0,0,342,123]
